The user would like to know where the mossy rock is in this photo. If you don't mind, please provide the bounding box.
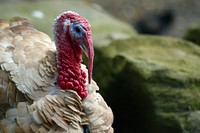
[183,22,200,45]
[93,35,200,133]
[0,0,136,46]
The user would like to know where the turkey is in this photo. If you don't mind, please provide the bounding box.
[0,11,113,133]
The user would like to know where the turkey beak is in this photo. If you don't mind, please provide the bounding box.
[81,34,94,84]
[80,43,88,57]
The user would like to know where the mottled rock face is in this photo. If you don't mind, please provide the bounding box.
[93,35,200,133]
[0,0,136,48]
[183,22,200,46]
[87,0,200,38]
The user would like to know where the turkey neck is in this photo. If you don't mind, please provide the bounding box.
[55,31,87,99]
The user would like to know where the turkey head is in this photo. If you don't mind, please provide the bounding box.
[53,11,94,98]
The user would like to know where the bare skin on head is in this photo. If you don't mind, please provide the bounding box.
[53,11,94,98]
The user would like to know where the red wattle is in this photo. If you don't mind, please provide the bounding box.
[78,89,88,99]
[57,51,88,98]
[54,14,91,99]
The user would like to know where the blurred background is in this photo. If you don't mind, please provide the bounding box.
[1,0,200,133]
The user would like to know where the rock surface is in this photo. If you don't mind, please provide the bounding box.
[183,21,200,46]
[0,0,136,46]
[1,1,200,133]
[93,35,200,133]
[87,0,200,37]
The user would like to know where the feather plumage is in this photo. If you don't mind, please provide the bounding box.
[0,12,113,133]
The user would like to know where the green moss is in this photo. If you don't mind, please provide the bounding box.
[94,35,200,132]
[104,36,200,80]
[0,0,136,47]
[183,22,200,45]
[156,112,183,133]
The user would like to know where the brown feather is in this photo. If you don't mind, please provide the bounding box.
[0,16,113,133]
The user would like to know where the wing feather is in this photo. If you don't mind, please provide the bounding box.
[0,90,87,132]
[0,17,58,102]
[82,64,114,133]
[0,16,114,133]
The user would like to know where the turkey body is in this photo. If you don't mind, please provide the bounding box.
[0,12,113,133]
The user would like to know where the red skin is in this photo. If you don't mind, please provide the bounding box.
[54,12,94,98]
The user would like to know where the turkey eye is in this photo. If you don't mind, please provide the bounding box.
[75,27,81,33]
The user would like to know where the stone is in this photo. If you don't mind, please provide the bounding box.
[183,22,200,45]
[0,0,136,46]
[93,35,200,133]
[87,0,200,37]
[187,111,200,133]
